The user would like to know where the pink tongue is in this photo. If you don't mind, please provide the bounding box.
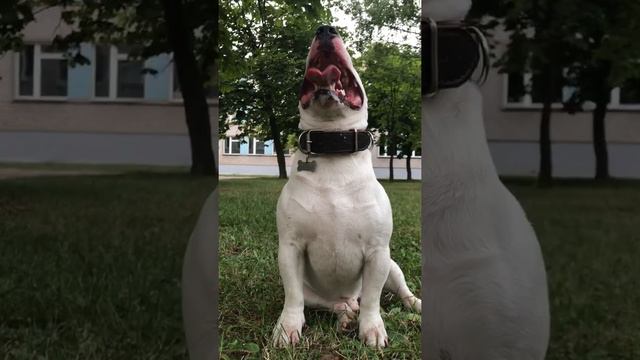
[305,65,341,86]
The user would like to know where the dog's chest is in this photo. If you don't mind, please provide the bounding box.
[285,178,386,218]
[279,178,393,284]
[279,177,391,245]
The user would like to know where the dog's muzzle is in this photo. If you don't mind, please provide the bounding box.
[422,18,490,97]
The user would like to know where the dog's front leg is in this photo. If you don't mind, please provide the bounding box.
[359,246,391,347]
[272,241,305,347]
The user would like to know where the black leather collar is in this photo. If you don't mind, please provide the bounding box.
[421,18,490,97]
[298,129,374,155]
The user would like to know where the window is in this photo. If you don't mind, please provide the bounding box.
[530,72,564,104]
[248,137,268,155]
[171,63,217,100]
[16,44,68,98]
[505,72,640,110]
[15,44,208,103]
[505,71,564,107]
[223,136,272,155]
[507,73,526,103]
[224,137,241,154]
[620,79,640,105]
[94,45,110,97]
[18,46,34,96]
[94,45,144,99]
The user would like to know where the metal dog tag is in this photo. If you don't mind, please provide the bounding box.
[297,160,317,172]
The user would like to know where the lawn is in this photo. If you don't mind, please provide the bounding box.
[0,170,215,359]
[220,177,640,360]
[219,178,422,359]
[510,179,640,360]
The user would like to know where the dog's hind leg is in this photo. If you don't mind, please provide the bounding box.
[384,259,422,313]
[303,286,359,332]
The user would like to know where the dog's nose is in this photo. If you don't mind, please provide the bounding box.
[315,25,339,53]
[315,25,339,37]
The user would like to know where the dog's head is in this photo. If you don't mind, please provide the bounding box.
[298,25,367,130]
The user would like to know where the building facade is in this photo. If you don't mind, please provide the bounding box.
[481,29,640,178]
[0,7,216,167]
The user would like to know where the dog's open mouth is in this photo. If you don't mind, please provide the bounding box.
[300,38,364,110]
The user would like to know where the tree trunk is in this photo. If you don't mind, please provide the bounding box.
[161,0,216,176]
[406,153,412,180]
[388,144,395,182]
[538,101,552,187]
[593,98,610,180]
[268,113,288,179]
[592,63,611,181]
[538,65,554,187]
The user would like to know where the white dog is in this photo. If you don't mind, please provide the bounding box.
[423,1,550,359]
[272,25,421,348]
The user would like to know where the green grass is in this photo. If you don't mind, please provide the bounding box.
[0,171,214,359]
[219,178,422,359]
[220,177,640,360]
[509,179,640,360]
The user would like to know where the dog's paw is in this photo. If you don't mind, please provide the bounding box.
[402,295,422,313]
[346,297,360,312]
[333,301,358,332]
[359,313,388,348]
[272,311,305,347]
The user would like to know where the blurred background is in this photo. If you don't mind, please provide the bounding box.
[468,0,640,183]
[0,1,217,176]
[1,1,216,358]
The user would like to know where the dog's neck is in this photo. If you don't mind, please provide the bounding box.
[423,83,504,260]
[298,106,368,131]
[423,83,500,198]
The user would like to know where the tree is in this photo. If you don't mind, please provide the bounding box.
[477,0,640,182]
[340,0,420,52]
[49,0,218,176]
[337,0,420,181]
[220,0,419,181]
[0,1,35,55]
[397,115,421,180]
[487,0,581,187]
[563,0,640,180]
[219,0,333,179]
[359,42,420,181]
